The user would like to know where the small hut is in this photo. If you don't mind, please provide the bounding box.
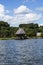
[15,28,26,39]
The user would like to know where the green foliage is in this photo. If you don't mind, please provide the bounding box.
[19,23,39,37]
[0,21,43,38]
[39,26,43,32]
[0,21,10,27]
[0,21,18,38]
[41,33,43,38]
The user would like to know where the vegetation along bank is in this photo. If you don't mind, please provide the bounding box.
[0,21,43,39]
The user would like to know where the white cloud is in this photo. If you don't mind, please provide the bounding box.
[4,15,13,21]
[36,7,43,11]
[25,13,41,21]
[0,4,42,26]
[13,5,41,26]
[0,4,5,16]
[11,13,41,26]
[0,4,10,14]
[0,4,13,24]
[14,5,31,14]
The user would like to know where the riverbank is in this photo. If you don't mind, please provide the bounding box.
[0,36,42,40]
[0,37,16,40]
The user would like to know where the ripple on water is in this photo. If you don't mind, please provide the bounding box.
[0,39,43,65]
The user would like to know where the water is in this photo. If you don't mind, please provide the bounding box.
[0,39,43,65]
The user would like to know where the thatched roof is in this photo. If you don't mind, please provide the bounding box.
[15,28,25,35]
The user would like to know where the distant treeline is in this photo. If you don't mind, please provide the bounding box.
[0,21,43,38]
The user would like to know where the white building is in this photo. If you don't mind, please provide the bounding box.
[36,32,41,37]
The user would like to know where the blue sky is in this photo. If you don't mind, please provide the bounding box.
[0,0,43,26]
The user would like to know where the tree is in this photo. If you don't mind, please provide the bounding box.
[19,23,39,37]
[0,21,10,28]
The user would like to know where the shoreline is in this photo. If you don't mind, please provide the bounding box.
[0,37,15,40]
[0,37,42,40]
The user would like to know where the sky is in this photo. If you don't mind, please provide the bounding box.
[0,0,43,27]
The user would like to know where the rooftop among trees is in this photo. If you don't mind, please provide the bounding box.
[0,21,43,38]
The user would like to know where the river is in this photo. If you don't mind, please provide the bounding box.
[0,39,43,65]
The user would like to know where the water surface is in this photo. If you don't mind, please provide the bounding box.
[0,39,43,65]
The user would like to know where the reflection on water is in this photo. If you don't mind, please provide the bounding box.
[0,39,43,65]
